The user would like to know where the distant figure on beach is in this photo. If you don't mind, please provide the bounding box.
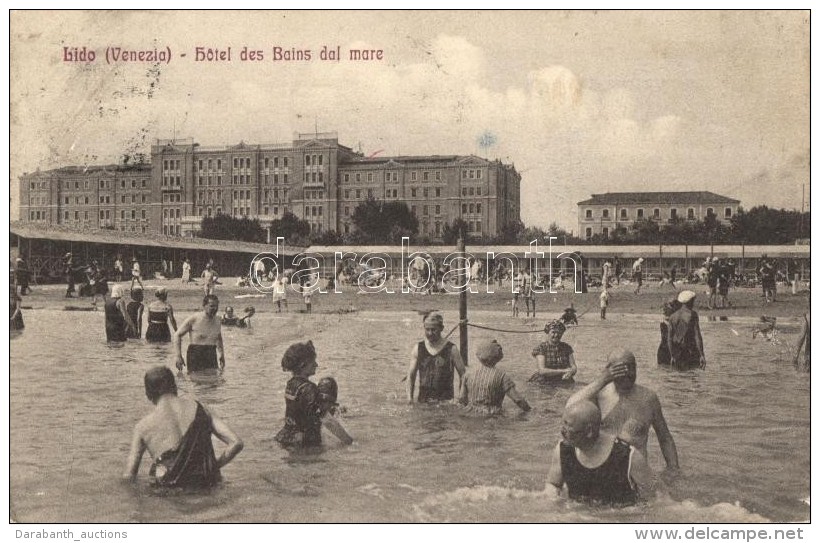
[560,305,579,326]
[602,260,612,289]
[221,306,255,328]
[131,258,144,290]
[458,339,530,414]
[275,341,354,447]
[511,269,521,317]
[114,256,124,282]
[759,257,777,303]
[174,294,225,373]
[529,320,577,384]
[105,285,137,343]
[126,287,145,339]
[568,349,679,470]
[15,257,31,295]
[632,258,644,295]
[272,275,288,312]
[302,284,313,314]
[600,289,610,320]
[123,366,243,488]
[63,253,76,298]
[181,258,192,283]
[521,267,535,317]
[659,264,677,289]
[201,263,218,296]
[406,311,466,403]
[614,257,622,286]
[667,290,707,370]
[793,312,810,372]
[546,400,653,505]
[146,287,177,343]
[10,283,24,331]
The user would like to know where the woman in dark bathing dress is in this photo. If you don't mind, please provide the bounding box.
[146,287,178,343]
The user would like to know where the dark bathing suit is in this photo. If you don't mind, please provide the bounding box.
[657,321,671,365]
[149,401,221,488]
[186,344,219,372]
[146,309,171,343]
[10,297,24,331]
[126,302,142,339]
[275,376,323,447]
[559,438,637,506]
[417,340,455,402]
[104,298,127,342]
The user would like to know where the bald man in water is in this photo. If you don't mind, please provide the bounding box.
[567,349,679,470]
[546,400,653,505]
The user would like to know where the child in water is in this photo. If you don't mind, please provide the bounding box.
[458,339,531,414]
[275,341,353,447]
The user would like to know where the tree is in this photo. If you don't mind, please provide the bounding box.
[730,206,810,244]
[269,211,311,246]
[442,218,469,244]
[351,198,419,244]
[200,213,265,243]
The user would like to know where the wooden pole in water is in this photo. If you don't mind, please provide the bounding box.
[458,235,468,366]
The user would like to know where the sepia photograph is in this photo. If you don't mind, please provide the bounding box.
[7,9,811,530]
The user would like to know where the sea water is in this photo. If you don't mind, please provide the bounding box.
[9,309,809,522]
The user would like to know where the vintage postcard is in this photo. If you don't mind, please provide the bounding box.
[8,10,811,531]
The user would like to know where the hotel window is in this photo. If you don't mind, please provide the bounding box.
[477,203,481,213]
[263,206,269,214]
[653,208,660,219]
[670,208,678,220]
[620,208,627,220]
[64,211,69,220]
[423,205,429,216]
[344,207,350,216]
[435,171,441,181]
[706,207,715,217]
[603,227,609,238]
[435,188,441,197]
[462,171,468,179]
[283,174,288,184]
[476,171,482,179]
[637,208,644,219]
[283,157,288,167]
[356,173,361,182]
[411,188,417,197]
[343,174,349,183]
[64,197,69,204]
[462,188,468,196]
[724,207,733,218]
[423,172,429,181]
[585,227,592,239]
[585,209,593,219]
[305,155,311,166]
[318,173,323,184]
[411,172,417,181]
[469,204,475,214]
[367,189,373,198]
[367,173,373,182]
[476,221,482,232]
[469,187,474,196]
[356,189,362,199]
[469,170,474,179]
[318,155,323,166]
[602,209,610,219]
[217,159,222,171]
[462,204,467,214]
[141,210,146,219]
[423,188,429,197]
[435,205,441,215]
[344,190,350,199]
[687,208,695,220]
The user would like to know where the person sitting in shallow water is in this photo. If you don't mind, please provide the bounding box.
[458,339,530,414]
[221,306,255,328]
[275,341,354,447]
[529,320,577,384]
[123,366,243,488]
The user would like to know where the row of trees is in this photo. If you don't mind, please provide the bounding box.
[199,201,810,247]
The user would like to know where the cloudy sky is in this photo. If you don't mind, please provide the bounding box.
[9,10,809,230]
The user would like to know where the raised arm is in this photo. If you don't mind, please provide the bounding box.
[566,363,625,407]
[650,395,679,469]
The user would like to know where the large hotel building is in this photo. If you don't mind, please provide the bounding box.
[19,132,521,241]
